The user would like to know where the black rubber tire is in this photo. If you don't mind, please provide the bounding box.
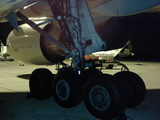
[84,74,127,120]
[52,67,83,108]
[107,65,113,69]
[114,71,146,108]
[82,69,103,83]
[29,68,54,100]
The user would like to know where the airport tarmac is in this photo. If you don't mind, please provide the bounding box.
[0,60,160,120]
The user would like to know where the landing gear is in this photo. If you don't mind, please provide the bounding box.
[28,64,146,119]
[119,63,129,71]
[106,64,113,69]
[29,68,54,100]
[84,74,127,120]
[52,67,83,108]
[114,71,146,108]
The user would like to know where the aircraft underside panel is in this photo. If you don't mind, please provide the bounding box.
[91,0,160,16]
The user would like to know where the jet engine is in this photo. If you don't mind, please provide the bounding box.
[7,22,70,65]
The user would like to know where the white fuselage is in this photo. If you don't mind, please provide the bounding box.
[92,48,121,60]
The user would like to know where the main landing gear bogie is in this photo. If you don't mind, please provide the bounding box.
[29,66,146,120]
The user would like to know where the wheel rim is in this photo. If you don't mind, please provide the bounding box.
[89,85,110,111]
[56,79,70,100]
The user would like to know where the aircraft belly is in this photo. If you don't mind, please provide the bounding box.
[0,0,39,17]
[1,0,160,19]
[91,0,160,16]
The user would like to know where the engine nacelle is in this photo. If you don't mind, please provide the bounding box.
[7,22,67,65]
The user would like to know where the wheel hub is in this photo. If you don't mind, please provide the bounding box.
[97,95,103,101]
[56,79,70,100]
[89,85,110,111]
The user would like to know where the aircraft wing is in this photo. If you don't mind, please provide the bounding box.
[1,0,160,25]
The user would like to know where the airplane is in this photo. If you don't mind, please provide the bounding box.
[0,0,160,119]
[84,39,134,70]
[85,39,134,61]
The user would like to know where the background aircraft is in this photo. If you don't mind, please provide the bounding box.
[85,39,134,61]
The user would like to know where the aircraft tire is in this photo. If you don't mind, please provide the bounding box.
[52,67,83,108]
[29,68,54,100]
[114,71,146,108]
[106,65,113,69]
[82,69,103,83]
[84,74,127,120]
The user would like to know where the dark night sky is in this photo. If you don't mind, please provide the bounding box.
[1,13,160,60]
[99,12,160,60]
